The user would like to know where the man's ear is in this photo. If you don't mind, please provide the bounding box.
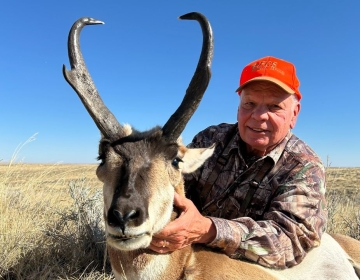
[290,102,301,129]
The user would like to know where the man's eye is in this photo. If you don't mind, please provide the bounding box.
[270,104,281,110]
[243,102,254,109]
[171,157,183,168]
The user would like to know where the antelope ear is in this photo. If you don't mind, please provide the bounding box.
[181,144,215,173]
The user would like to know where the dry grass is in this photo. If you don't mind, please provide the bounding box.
[0,162,359,279]
[0,163,114,280]
[326,167,360,240]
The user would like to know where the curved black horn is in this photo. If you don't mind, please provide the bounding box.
[62,17,125,141]
[161,12,214,142]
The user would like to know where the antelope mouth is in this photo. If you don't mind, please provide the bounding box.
[108,232,148,241]
[107,232,152,250]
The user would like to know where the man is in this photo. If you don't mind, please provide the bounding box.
[149,56,328,269]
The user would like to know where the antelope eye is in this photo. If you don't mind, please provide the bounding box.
[171,157,183,168]
[97,154,106,166]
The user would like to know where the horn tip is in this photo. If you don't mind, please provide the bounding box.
[178,12,199,20]
[81,17,105,25]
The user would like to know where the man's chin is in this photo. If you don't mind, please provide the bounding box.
[245,140,269,155]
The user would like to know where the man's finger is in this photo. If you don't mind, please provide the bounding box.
[156,220,182,237]
[173,192,189,209]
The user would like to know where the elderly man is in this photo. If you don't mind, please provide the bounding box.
[149,56,328,269]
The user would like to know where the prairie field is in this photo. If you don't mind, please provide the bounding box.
[0,163,359,279]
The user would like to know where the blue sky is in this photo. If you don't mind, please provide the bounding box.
[1,1,360,167]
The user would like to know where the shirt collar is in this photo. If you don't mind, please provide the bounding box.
[266,131,293,164]
[231,128,292,166]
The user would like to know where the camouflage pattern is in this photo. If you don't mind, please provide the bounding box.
[184,123,327,269]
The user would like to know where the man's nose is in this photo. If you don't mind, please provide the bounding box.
[252,105,269,120]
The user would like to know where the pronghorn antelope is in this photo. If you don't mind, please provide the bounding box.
[63,13,360,280]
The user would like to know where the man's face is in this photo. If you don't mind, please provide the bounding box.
[237,82,300,156]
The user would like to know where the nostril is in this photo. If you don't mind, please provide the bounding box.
[108,210,124,227]
[124,209,138,221]
[113,210,124,223]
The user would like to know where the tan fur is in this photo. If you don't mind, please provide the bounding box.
[186,246,278,280]
[122,124,132,136]
[331,233,360,277]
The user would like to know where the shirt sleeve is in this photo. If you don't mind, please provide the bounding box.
[206,160,327,269]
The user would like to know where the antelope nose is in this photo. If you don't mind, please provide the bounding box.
[108,209,139,234]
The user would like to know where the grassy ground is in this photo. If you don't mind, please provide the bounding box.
[0,163,359,279]
[325,167,360,239]
[0,163,112,280]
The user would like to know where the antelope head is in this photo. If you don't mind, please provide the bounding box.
[63,13,214,251]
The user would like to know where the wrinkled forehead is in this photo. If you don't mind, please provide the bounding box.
[240,87,292,104]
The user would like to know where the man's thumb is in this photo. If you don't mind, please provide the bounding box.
[173,192,187,209]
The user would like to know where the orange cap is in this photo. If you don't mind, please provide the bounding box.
[235,56,302,100]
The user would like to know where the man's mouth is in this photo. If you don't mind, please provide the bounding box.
[250,127,267,133]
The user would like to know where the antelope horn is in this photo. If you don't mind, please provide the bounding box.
[161,12,214,142]
[62,17,125,141]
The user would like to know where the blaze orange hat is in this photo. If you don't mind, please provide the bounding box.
[235,56,302,100]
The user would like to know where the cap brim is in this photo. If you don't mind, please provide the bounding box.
[235,77,295,94]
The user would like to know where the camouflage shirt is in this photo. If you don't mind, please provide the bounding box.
[184,123,328,269]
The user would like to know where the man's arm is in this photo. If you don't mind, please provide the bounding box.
[206,161,327,268]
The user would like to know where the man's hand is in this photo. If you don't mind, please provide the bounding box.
[148,192,216,253]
